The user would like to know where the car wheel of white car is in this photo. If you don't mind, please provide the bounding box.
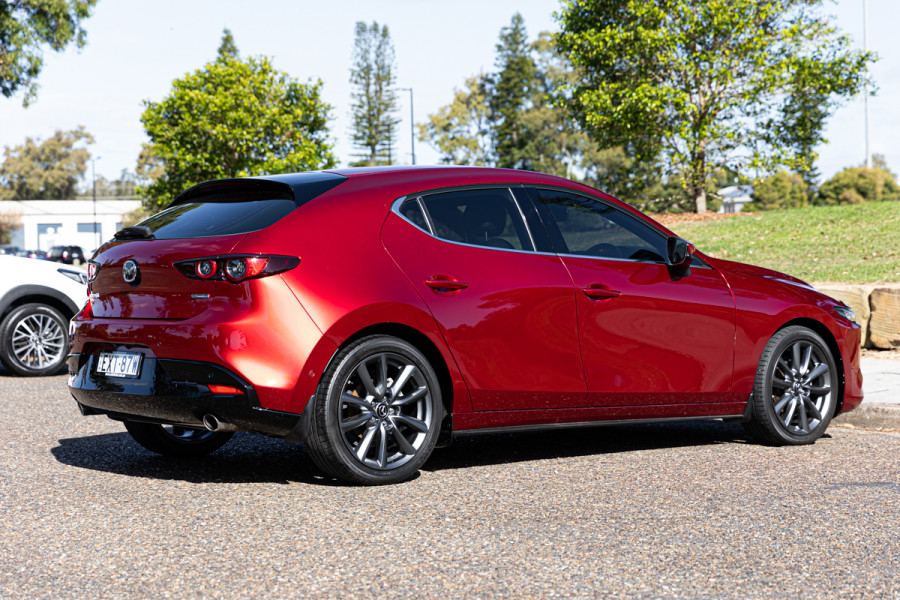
[0,303,68,376]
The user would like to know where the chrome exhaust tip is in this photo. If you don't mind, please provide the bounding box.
[202,413,240,432]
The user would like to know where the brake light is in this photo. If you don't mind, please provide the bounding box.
[174,255,299,283]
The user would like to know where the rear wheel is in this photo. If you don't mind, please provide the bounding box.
[306,335,442,485]
[744,326,838,445]
[0,303,68,376]
[123,421,234,457]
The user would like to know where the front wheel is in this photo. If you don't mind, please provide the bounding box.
[123,421,234,457]
[305,335,442,485]
[744,326,838,445]
[0,303,68,376]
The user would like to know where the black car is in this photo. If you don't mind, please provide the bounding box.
[48,245,85,264]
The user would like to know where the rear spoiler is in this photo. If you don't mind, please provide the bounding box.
[170,172,347,209]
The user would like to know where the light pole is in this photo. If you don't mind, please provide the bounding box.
[397,87,416,165]
[863,0,871,168]
[91,157,101,249]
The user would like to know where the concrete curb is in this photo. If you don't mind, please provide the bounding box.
[833,404,900,432]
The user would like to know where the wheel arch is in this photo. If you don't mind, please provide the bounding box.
[775,318,845,415]
[336,322,456,445]
[0,285,80,323]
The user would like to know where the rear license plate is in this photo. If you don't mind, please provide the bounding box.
[96,352,142,378]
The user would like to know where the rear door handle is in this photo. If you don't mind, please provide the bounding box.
[425,276,468,292]
[582,285,621,300]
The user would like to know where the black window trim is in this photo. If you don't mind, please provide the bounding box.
[390,184,544,255]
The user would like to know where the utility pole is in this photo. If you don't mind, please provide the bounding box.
[91,157,101,249]
[398,87,416,165]
[863,0,871,168]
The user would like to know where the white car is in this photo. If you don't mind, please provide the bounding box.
[0,255,87,376]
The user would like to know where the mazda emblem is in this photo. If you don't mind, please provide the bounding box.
[122,260,140,285]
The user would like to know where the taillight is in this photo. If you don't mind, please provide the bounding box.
[87,262,99,283]
[195,259,217,279]
[174,255,299,283]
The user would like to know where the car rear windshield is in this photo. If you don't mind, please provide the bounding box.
[139,199,296,239]
[136,174,345,240]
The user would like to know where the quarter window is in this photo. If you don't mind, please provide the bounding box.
[534,189,667,262]
[419,189,534,251]
[399,198,430,232]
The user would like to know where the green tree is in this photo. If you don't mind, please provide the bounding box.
[349,22,399,166]
[217,28,238,59]
[138,30,336,211]
[557,0,874,213]
[417,76,492,166]
[816,159,900,206]
[488,13,538,169]
[1,0,98,106]
[0,126,94,199]
[76,169,139,200]
[751,171,809,210]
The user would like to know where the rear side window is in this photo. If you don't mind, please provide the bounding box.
[419,189,534,251]
[139,199,296,240]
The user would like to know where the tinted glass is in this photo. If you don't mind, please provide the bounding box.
[420,189,533,251]
[139,198,295,240]
[400,199,430,232]
[536,189,667,262]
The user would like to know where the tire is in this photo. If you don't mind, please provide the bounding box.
[0,303,68,376]
[123,421,234,457]
[744,326,838,445]
[305,335,443,485]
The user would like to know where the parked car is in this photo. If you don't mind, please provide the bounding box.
[17,249,50,260]
[0,246,20,256]
[48,245,85,265]
[68,167,863,484]
[0,255,87,376]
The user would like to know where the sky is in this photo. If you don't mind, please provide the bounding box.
[1,0,896,187]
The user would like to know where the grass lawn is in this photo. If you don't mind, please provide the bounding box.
[658,202,899,283]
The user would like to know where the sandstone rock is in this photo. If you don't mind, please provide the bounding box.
[814,283,873,347]
[869,286,900,350]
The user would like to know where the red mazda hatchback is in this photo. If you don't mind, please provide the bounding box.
[68,167,863,484]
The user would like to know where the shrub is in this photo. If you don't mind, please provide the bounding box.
[751,171,809,210]
[816,165,900,205]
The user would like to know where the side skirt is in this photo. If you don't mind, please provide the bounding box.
[454,414,744,437]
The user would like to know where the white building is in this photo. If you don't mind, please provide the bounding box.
[0,199,141,253]
[717,185,754,213]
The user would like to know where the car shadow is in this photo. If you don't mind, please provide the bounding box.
[52,420,753,485]
[51,432,331,485]
[423,420,752,472]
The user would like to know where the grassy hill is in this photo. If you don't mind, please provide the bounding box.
[656,202,899,283]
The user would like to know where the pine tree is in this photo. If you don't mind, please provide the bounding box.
[487,13,537,169]
[349,22,400,166]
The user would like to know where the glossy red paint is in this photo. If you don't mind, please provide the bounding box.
[382,211,585,411]
[561,256,735,406]
[68,166,863,443]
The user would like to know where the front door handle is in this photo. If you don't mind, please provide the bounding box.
[425,275,468,292]
[582,284,621,300]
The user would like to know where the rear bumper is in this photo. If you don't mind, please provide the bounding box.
[68,354,303,438]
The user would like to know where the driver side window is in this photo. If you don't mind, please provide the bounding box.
[534,188,667,263]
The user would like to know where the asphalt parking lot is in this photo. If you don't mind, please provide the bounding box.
[2,372,898,599]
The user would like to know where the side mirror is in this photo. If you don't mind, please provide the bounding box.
[666,236,694,266]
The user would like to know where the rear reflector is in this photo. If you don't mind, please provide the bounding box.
[208,384,244,395]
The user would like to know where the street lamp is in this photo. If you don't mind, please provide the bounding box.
[91,157,101,249]
[863,0,871,168]
[397,87,416,165]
